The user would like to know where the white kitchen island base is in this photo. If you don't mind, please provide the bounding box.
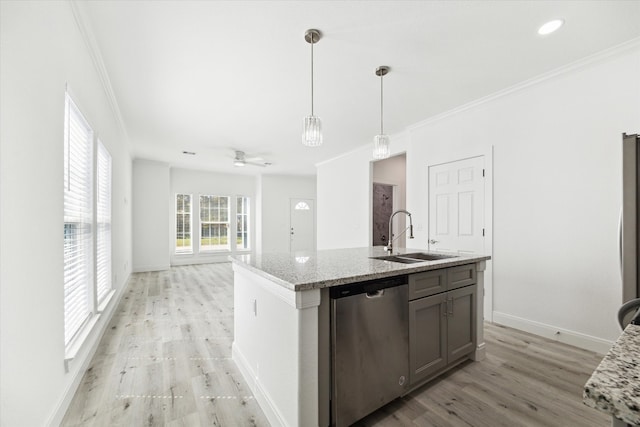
[232,263,326,427]
[231,249,488,427]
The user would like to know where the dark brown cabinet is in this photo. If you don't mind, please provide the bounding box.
[408,264,477,387]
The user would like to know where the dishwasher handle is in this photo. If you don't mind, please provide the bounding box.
[330,275,408,299]
[365,289,385,299]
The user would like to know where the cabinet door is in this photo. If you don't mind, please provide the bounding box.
[409,293,447,385]
[409,269,447,300]
[447,284,477,362]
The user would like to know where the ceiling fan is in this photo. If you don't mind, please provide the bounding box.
[233,150,270,168]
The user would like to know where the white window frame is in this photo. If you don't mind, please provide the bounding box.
[236,195,250,251]
[175,193,193,254]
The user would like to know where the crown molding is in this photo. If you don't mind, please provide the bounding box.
[408,37,640,131]
[314,129,410,168]
[68,0,130,148]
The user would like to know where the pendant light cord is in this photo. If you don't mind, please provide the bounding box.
[380,72,384,135]
[311,37,314,116]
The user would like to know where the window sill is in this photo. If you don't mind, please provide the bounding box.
[64,313,100,372]
[64,289,115,371]
[97,289,115,313]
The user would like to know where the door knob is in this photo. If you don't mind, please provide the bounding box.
[428,239,439,244]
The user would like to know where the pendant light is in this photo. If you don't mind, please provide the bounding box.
[302,29,322,147]
[373,65,390,159]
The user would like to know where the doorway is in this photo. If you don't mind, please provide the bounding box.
[372,183,394,246]
[372,154,407,248]
[290,198,315,252]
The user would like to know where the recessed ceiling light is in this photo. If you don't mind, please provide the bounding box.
[538,19,564,35]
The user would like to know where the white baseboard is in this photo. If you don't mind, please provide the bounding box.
[232,343,288,427]
[47,275,129,426]
[170,257,229,267]
[232,342,256,393]
[492,311,613,355]
[132,263,170,272]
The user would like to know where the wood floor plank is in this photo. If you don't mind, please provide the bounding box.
[62,263,610,427]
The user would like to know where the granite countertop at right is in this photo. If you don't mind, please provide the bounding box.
[583,324,640,425]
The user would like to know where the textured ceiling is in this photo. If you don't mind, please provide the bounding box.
[80,1,640,175]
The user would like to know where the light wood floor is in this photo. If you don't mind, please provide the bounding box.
[63,263,609,427]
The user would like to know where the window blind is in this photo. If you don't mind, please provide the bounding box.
[63,94,94,346]
[96,140,112,304]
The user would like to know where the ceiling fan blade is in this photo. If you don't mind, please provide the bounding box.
[245,161,267,167]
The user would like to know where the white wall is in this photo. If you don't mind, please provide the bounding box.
[0,2,132,425]
[170,168,256,265]
[317,135,409,250]
[317,43,640,351]
[409,44,640,350]
[260,175,317,253]
[132,160,170,272]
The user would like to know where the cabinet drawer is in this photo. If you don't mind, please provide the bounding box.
[409,269,447,300]
[447,264,476,291]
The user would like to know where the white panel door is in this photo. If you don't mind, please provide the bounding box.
[428,157,484,254]
[290,198,315,252]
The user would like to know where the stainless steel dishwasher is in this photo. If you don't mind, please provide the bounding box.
[330,275,409,427]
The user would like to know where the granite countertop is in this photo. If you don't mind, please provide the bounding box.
[583,324,640,425]
[229,246,490,291]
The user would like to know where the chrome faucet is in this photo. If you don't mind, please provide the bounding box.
[386,209,414,254]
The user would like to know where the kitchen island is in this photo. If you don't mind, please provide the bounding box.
[230,247,490,427]
[584,324,640,426]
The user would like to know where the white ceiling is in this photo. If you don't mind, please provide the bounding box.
[81,1,640,176]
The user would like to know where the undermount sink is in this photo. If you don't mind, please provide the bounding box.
[371,252,458,264]
[401,252,458,261]
[371,255,424,264]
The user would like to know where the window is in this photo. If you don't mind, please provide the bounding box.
[174,194,251,255]
[96,141,112,304]
[295,201,310,210]
[176,194,192,253]
[63,94,94,347]
[200,195,230,251]
[63,93,114,355]
[237,196,250,250]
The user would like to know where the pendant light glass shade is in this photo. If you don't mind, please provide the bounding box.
[373,66,390,159]
[303,29,322,147]
[303,115,323,146]
[373,134,390,159]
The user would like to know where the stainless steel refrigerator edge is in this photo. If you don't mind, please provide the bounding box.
[622,133,640,302]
